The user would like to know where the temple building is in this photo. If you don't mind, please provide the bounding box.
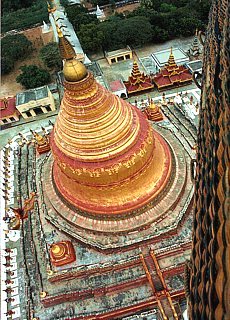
[105,46,133,65]
[153,48,193,91]
[48,35,170,220]
[33,30,193,318]
[124,61,154,95]
[16,86,56,119]
[151,48,189,72]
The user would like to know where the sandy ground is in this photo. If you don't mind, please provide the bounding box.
[104,3,140,15]
[1,47,44,98]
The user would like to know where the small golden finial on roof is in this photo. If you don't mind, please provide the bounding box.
[0,97,8,109]
[195,28,198,36]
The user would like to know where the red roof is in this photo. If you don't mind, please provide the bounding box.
[110,80,125,92]
[0,97,18,119]
[154,65,192,89]
[124,81,153,94]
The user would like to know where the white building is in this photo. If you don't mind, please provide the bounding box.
[151,48,189,72]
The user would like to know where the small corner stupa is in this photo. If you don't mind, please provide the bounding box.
[83,53,91,65]
[95,5,105,21]
[144,98,163,122]
[124,61,154,95]
[153,48,193,91]
[187,29,202,59]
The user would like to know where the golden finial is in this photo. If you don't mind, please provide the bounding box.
[55,23,76,60]
[47,1,56,13]
[47,269,54,276]
[195,28,198,36]
[55,21,88,81]
[56,23,63,38]
[47,1,51,12]
[40,292,47,298]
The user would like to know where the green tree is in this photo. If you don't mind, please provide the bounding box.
[117,16,153,47]
[178,16,203,36]
[2,1,48,33]
[1,56,14,75]
[1,34,33,75]
[1,34,33,61]
[77,23,104,52]
[153,26,170,42]
[140,0,161,10]
[159,3,177,13]
[16,65,51,89]
[65,4,88,23]
[39,42,62,70]
[65,4,98,32]
[2,0,36,14]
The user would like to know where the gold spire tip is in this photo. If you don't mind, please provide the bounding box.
[56,23,63,38]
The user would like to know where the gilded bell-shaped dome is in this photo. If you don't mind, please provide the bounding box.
[48,25,172,217]
[63,59,87,82]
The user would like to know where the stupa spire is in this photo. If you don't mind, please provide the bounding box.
[55,23,87,81]
[167,47,176,67]
[188,29,201,57]
[131,61,143,79]
[56,24,76,60]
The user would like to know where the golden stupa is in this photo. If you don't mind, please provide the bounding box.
[49,29,172,218]
[144,99,163,122]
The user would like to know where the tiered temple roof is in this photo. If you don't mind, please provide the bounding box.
[153,48,193,91]
[124,61,154,95]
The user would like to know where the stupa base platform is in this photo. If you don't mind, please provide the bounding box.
[41,127,192,250]
[4,118,195,319]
